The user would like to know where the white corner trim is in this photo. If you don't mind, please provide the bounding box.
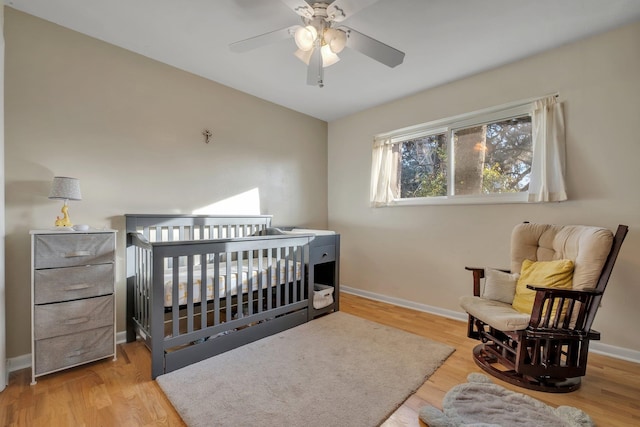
[6,353,31,373]
[116,330,128,345]
[340,285,640,364]
[6,331,130,373]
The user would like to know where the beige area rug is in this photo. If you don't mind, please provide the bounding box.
[157,312,454,427]
[419,373,595,427]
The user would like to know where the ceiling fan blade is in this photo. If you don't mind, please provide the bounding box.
[280,0,314,19]
[326,0,380,22]
[229,25,300,53]
[307,47,324,87]
[343,26,405,68]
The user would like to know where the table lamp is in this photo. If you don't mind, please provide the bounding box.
[48,176,82,227]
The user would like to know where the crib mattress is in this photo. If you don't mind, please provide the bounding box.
[164,257,301,307]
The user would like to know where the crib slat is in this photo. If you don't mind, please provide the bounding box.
[266,253,273,311]
[273,250,278,307]
[186,255,194,333]
[285,246,291,305]
[143,247,150,331]
[247,250,254,316]
[172,256,179,338]
[237,250,244,319]
[213,254,220,325]
[300,246,304,302]
[257,251,263,314]
[292,246,298,303]
[226,251,232,322]
[200,257,207,330]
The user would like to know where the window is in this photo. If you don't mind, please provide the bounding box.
[399,133,447,198]
[371,96,567,206]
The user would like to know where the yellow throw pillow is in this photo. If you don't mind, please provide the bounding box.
[512,259,574,315]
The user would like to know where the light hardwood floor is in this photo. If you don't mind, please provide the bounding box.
[1,292,639,426]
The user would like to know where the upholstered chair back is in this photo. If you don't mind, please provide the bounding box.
[510,223,614,291]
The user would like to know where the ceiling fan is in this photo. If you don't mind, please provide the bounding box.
[229,0,405,88]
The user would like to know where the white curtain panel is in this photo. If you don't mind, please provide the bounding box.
[370,138,398,207]
[528,96,568,202]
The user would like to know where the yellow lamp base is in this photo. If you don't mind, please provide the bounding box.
[54,204,73,227]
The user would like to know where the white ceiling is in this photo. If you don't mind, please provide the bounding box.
[6,0,640,122]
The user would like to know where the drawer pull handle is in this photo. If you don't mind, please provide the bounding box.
[322,253,329,258]
[64,284,91,291]
[64,317,90,325]
[64,250,91,258]
[67,349,90,358]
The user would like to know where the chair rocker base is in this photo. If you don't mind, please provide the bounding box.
[472,344,582,393]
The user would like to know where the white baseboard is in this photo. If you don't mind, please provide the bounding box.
[589,342,640,364]
[8,298,640,371]
[6,331,130,373]
[341,285,640,364]
[7,354,31,373]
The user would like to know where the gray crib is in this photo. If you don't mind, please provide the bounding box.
[125,214,339,379]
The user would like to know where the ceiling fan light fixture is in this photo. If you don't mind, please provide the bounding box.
[320,44,340,67]
[294,48,313,65]
[294,25,318,51]
[324,28,347,53]
[229,0,406,88]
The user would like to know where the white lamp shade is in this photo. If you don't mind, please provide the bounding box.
[294,48,313,65]
[324,28,347,53]
[294,25,317,51]
[321,45,340,67]
[49,176,82,201]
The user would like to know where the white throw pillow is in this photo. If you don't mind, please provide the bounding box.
[482,268,519,304]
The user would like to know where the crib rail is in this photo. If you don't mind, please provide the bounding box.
[129,230,312,378]
[126,214,273,241]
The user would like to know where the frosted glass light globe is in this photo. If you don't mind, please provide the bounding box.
[324,28,347,53]
[294,25,318,51]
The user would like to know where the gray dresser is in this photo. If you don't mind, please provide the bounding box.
[30,229,117,385]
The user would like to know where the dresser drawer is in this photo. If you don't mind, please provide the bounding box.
[310,244,336,264]
[34,325,114,375]
[34,264,114,304]
[34,295,114,340]
[34,233,115,269]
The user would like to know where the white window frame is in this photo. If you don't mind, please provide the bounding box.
[376,101,537,206]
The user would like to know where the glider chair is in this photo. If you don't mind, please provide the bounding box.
[460,222,628,393]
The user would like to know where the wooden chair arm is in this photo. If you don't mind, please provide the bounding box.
[465,267,484,296]
[465,266,510,274]
[525,285,604,297]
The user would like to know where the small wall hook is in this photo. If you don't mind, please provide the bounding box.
[203,129,213,144]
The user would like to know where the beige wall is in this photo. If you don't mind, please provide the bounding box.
[328,21,640,353]
[4,8,328,358]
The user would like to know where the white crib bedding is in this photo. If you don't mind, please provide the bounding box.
[164,257,302,307]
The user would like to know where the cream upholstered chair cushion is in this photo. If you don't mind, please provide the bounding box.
[460,223,614,332]
[460,295,531,331]
[510,223,613,291]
